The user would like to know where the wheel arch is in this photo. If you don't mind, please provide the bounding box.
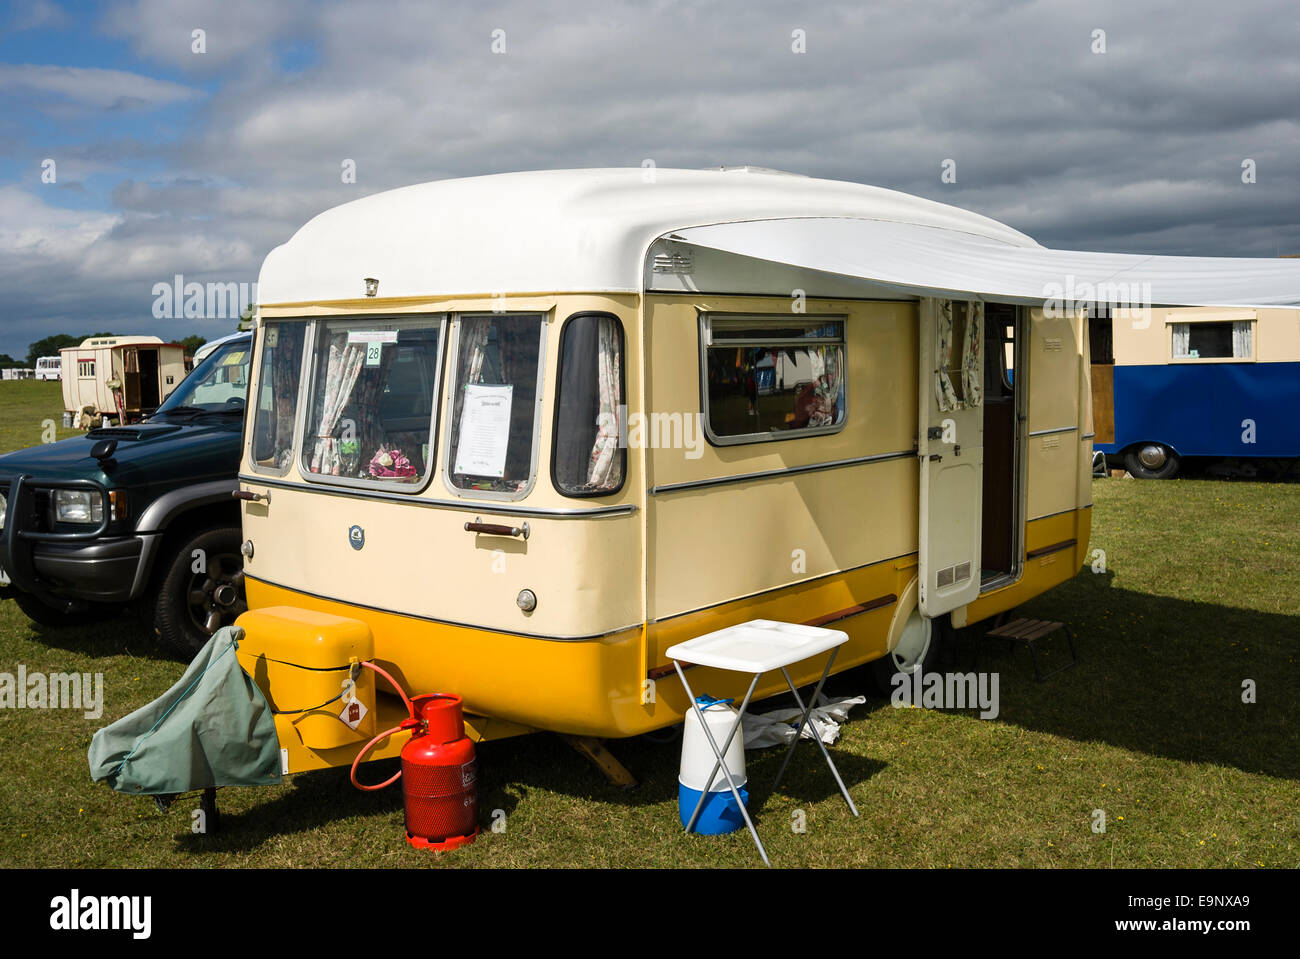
[130,489,242,600]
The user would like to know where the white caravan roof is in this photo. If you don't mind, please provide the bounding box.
[257,167,1300,309]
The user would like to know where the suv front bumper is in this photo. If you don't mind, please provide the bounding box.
[1,474,148,606]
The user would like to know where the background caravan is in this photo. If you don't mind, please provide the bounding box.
[232,168,1300,775]
[1090,306,1300,478]
[59,335,187,426]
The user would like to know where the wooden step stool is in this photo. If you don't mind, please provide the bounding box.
[983,618,1077,681]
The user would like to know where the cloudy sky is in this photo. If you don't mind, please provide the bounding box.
[1,0,1297,359]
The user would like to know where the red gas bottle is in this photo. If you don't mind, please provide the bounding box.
[400,694,478,850]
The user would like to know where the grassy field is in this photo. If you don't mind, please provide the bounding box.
[0,379,1296,868]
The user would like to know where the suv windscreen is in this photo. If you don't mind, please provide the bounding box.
[153,339,251,415]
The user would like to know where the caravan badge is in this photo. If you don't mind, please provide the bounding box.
[349,525,365,550]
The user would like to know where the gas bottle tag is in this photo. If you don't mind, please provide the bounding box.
[339,678,367,729]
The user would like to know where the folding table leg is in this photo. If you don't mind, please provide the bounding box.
[673,662,770,867]
[772,653,859,817]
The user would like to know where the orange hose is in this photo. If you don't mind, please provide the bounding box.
[350,724,409,791]
[348,660,420,792]
[362,660,416,718]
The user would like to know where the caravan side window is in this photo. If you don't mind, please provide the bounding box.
[445,313,547,498]
[250,321,309,475]
[700,314,846,445]
[1170,320,1254,361]
[553,313,625,497]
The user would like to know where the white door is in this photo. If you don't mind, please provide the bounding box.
[917,297,985,617]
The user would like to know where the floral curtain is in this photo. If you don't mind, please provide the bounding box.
[309,335,365,475]
[934,299,959,412]
[586,318,622,488]
[962,300,984,407]
[1232,321,1252,359]
[1171,323,1191,358]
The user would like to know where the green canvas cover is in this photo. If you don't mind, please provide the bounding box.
[88,626,282,795]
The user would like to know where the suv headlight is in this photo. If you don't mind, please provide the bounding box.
[0,490,7,530]
[54,489,104,524]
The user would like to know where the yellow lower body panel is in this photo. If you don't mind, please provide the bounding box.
[245,506,1088,769]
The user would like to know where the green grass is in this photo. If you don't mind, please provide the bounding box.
[0,379,1296,867]
[0,380,81,451]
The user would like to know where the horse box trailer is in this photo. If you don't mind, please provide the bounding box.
[229,168,1300,776]
[60,335,186,425]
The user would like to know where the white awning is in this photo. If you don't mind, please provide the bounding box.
[672,218,1300,309]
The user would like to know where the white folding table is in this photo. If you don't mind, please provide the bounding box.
[665,619,860,866]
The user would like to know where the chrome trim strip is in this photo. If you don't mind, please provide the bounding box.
[650,449,915,495]
[1029,426,1079,437]
[235,474,637,518]
[244,573,639,642]
[1081,432,1096,440]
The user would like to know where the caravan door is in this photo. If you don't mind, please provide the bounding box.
[917,298,985,617]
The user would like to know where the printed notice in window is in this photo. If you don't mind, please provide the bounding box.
[454,384,513,478]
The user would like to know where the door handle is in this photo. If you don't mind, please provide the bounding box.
[465,518,530,540]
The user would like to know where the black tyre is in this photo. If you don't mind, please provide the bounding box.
[10,589,105,628]
[151,525,247,656]
[872,610,950,696]
[1124,443,1180,479]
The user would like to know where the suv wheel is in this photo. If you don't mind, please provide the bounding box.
[152,525,247,656]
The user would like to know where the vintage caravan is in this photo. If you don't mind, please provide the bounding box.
[232,168,1300,776]
[1090,306,1300,477]
[35,356,61,380]
[60,335,187,425]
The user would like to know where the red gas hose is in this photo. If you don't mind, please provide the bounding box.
[349,661,420,792]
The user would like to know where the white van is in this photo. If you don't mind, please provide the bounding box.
[34,357,61,381]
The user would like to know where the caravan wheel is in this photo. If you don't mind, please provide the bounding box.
[872,610,946,695]
[1125,444,1180,479]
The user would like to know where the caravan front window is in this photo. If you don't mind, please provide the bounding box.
[446,313,546,498]
[250,321,308,474]
[700,314,846,445]
[301,316,446,488]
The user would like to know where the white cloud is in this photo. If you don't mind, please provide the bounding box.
[0,64,200,110]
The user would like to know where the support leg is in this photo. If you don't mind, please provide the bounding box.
[560,735,637,789]
[773,654,859,817]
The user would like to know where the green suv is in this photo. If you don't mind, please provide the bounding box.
[0,332,253,654]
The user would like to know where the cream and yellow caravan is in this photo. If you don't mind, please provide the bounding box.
[232,168,1300,775]
[60,335,187,425]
